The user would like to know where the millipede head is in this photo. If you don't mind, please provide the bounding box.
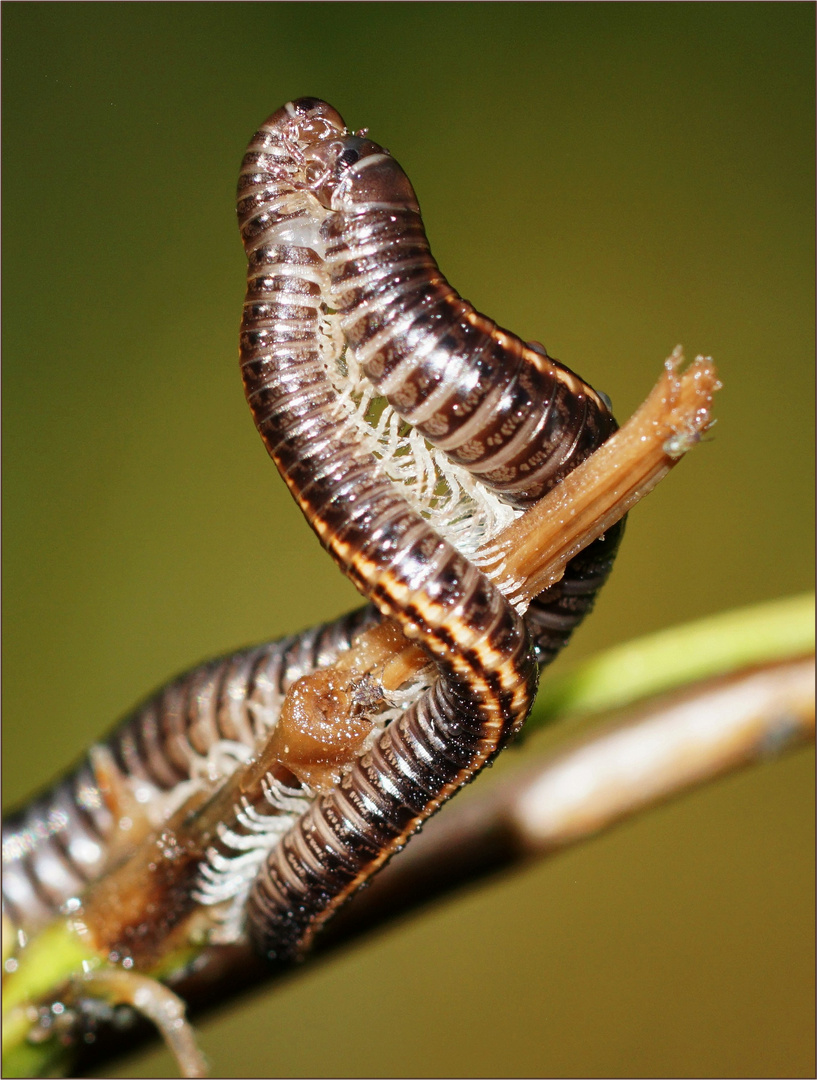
[283,97,346,142]
[254,97,347,168]
[304,133,420,215]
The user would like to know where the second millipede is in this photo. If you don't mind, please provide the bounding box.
[238,98,537,959]
[238,99,623,958]
[2,98,624,967]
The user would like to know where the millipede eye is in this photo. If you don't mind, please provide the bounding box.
[338,147,360,168]
[304,161,324,186]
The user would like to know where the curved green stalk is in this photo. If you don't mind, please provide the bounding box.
[530,593,815,729]
[3,594,813,1078]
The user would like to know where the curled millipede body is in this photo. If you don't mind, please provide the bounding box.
[305,118,626,665]
[237,99,537,960]
[310,135,617,507]
[237,99,622,958]
[2,98,625,969]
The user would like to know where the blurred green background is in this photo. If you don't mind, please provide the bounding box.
[3,4,813,1077]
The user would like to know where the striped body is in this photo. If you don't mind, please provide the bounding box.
[309,134,617,507]
[237,99,537,958]
[305,123,624,661]
[1,608,377,935]
[2,99,624,964]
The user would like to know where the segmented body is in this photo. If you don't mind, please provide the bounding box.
[303,118,625,666]
[237,99,537,959]
[1,608,377,935]
[2,99,624,963]
[310,133,617,508]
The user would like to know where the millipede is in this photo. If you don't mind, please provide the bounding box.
[1,607,380,937]
[2,99,624,975]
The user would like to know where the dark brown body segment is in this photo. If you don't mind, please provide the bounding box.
[310,134,617,507]
[2,99,624,962]
[308,122,625,665]
[1,608,378,934]
[237,100,537,959]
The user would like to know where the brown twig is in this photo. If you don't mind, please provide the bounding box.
[70,350,720,965]
[326,654,815,941]
[279,349,720,707]
[14,351,726,1075]
[72,653,814,1075]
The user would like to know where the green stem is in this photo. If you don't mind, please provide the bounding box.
[530,593,815,729]
[2,915,202,1076]
[2,920,99,1078]
[3,594,813,1078]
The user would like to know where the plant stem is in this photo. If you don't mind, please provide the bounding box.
[58,596,816,1077]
